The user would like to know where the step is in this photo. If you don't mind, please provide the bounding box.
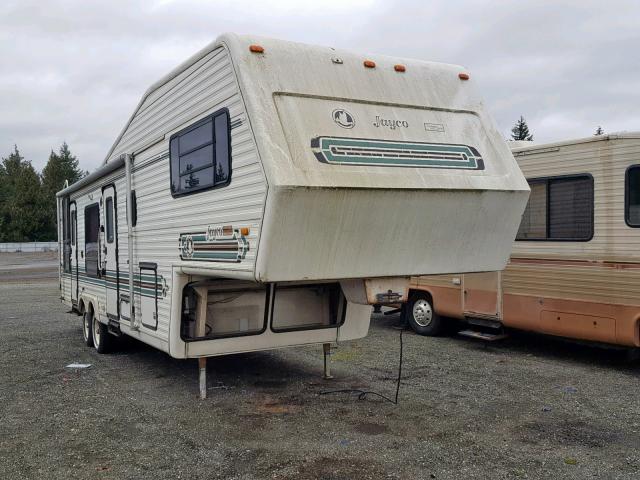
[466,317,503,330]
[108,317,122,337]
[458,329,508,341]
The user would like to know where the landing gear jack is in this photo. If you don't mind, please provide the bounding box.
[323,343,333,380]
[199,357,207,399]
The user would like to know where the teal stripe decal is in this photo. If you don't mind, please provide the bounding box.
[61,270,165,299]
[312,136,484,170]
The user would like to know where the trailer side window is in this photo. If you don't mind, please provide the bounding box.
[71,210,76,247]
[105,197,114,243]
[169,108,231,197]
[85,203,100,277]
[516,175,593,241]
[625,165,640,227]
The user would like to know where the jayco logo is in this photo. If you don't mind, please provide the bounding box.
[373,116,409,130]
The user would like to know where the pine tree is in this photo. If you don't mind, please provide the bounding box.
[0,146,47,241]
[40,142,85,240]
[594,126,604,136]
[510,116,534,141]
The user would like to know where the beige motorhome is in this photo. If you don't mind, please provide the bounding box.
[404,133,640,349]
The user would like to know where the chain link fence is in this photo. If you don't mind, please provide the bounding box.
[0,242,58,253]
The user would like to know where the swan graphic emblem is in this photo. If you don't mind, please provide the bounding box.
[332,109,355,129]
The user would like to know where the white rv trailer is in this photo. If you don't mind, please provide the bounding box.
[56,33,528,396]
[406,133,640,349]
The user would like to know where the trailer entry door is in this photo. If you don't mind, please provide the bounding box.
[70,202,78,305]
[102,186,119,320]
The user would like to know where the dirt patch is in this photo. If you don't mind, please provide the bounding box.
[353,422,389,435]
[286,456,387,480]
[520,419,625,448]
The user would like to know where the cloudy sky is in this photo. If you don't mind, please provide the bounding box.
[2,0,639,172]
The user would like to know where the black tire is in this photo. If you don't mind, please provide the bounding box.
[82,310,94,347]
[92,314,115,354]
[403,292,444,336]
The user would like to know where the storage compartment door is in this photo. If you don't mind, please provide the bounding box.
[138,263,158,330]
[463,272,500,318]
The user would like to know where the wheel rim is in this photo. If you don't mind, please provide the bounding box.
[82,314,90,341]
[412,299,433,327]
[92,315,100,348]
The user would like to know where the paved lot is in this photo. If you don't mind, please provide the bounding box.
[1,252,639,479]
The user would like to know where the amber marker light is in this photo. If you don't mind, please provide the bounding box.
[458,72,470,80]
[363,60,376,68]
[240,227,250,236]
[394,64,406,72]
[249,45,264,53]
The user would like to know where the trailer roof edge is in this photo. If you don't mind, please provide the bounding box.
[57,154,125,198]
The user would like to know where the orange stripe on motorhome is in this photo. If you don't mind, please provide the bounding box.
[510,257,640,270]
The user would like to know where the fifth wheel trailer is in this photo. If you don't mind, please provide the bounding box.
[405,133,640,349]
[57,33,529,396]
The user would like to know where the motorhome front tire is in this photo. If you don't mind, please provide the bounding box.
[403,292,443,336]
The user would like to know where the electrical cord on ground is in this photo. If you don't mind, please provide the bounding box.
[319,326,405,405]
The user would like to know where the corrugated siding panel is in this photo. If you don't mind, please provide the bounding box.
[64,45,266,350]
[503,262,640,306]
[110,49,240,158]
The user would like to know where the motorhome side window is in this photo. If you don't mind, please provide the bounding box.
[169,109,231,197]
[516,175,593,241]
[84,204,101,277]
[625,165,640,227]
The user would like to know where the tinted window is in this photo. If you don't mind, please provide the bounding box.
[626,166,640,227]
[179,144,214,175]
[215,113,230,183]
[170,109,231,196]
[548,177,592,239]
[179,121,212,153]
[516,175,593,241]
[71,210,76,246]
[105,197,114,243]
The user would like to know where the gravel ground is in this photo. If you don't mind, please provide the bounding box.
[1,252,639,479]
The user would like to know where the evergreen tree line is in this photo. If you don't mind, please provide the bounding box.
[510,116,605,141]
[0,143,86,241]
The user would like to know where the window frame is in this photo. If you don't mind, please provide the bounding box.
[169,108,232,198]
[624,164,640,228]
[516,173,594,242]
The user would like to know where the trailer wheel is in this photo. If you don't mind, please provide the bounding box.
[82,310,94,347]
[92,315,114,354]
[403,292,443,336]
